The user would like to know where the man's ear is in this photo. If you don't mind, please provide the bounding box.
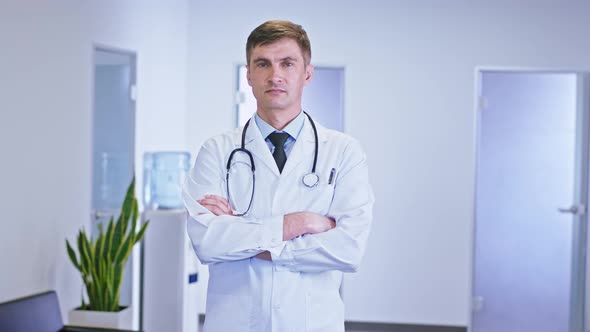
[305,64,314,85]
[246,65,252,87]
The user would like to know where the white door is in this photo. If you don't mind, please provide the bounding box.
[471,71,588,332]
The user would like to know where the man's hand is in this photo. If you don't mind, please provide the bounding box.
[254,252,272,261]
[197,195,233,216]
[283,212,336,241]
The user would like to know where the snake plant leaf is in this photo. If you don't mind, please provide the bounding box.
[66,240,80,271]
[112,263,123,309]
[128,203,138,242]
[81,231,93,259]
[114,233,133,266]
[100,258,112,310]
[89,266,101,309]
[78,231,90,276]
[87,284,95,309]
[130,198,139,232]
[94,234,104,273]
[105,265,113,310]
[96,252,104,289]
[116,211,129,246]
[80,232,95,277]
[134,221,149,245]
[115,177,135,241]
[121,176,135,222]
[112,179,134,258]
[107,263,119,311]
[111,216,124,261]
[77,231,84,262]
[103,217,115,262]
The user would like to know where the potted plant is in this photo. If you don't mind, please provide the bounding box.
[65,177,148,329]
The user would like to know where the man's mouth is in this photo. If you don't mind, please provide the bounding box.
[266,88,286,94]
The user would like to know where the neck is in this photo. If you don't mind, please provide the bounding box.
[256,107,301,131]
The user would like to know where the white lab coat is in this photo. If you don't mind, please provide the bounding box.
[183,115,374,332]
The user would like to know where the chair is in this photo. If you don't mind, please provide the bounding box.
[0,291,140,332]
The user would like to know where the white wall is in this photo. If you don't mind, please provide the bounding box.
[186,0,590,326]
[0,0,188,319]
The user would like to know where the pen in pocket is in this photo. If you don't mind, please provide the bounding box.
[328,168,336,185]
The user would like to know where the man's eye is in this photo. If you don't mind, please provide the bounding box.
[284,62,293,67]
[257,63,268,68]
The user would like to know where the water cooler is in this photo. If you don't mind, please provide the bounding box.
[141,152,200,332]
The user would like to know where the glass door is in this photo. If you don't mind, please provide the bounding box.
[91,47,137,324]
[471,71,588,332]
[91,48,136,224]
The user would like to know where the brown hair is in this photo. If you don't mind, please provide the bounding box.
[246,20,312,66]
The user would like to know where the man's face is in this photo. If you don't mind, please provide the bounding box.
[247,38,313,115]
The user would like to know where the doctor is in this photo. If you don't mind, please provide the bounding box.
[183,20,374,332]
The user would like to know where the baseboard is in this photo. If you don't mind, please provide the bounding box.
[345,321,466,332]
[199,314,466,331]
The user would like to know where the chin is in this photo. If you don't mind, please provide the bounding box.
[260,103,287,111]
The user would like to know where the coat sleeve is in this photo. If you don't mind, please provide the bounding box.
[271,138,374,273]
[183,139,285,265]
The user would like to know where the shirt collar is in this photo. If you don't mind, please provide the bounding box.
[254,111,305,140]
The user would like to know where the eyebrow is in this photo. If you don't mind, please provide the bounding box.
[252,56,299,63]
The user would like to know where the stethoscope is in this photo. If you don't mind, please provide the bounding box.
[226,111,320,216]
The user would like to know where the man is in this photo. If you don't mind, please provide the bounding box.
[183,20,373,332]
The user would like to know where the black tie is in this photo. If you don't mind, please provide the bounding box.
[268,132,290,173]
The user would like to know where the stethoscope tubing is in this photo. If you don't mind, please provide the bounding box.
[226,111,319,215]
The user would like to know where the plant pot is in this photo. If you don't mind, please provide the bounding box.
[68,306,133,329]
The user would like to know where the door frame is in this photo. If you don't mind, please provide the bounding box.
[469,67,590,332]
[233,63,347,131]
[89,44,139,328]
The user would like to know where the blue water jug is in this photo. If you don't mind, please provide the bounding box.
[143,152,191,209]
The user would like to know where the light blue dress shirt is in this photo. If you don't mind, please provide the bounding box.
[254,111,305,157]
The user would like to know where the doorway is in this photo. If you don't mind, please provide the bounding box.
[471,70,589,332]
[90,46,138,328]
[235,65,345,131]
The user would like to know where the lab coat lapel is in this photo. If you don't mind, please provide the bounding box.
[243,115,281,177]
[281,116,327,178]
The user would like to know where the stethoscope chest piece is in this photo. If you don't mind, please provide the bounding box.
[302,172,320,188]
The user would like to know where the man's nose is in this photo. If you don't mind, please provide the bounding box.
[268,65,284,83]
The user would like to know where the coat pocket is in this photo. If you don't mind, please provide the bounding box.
[299,180,336,216]
[204,294,253,332]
